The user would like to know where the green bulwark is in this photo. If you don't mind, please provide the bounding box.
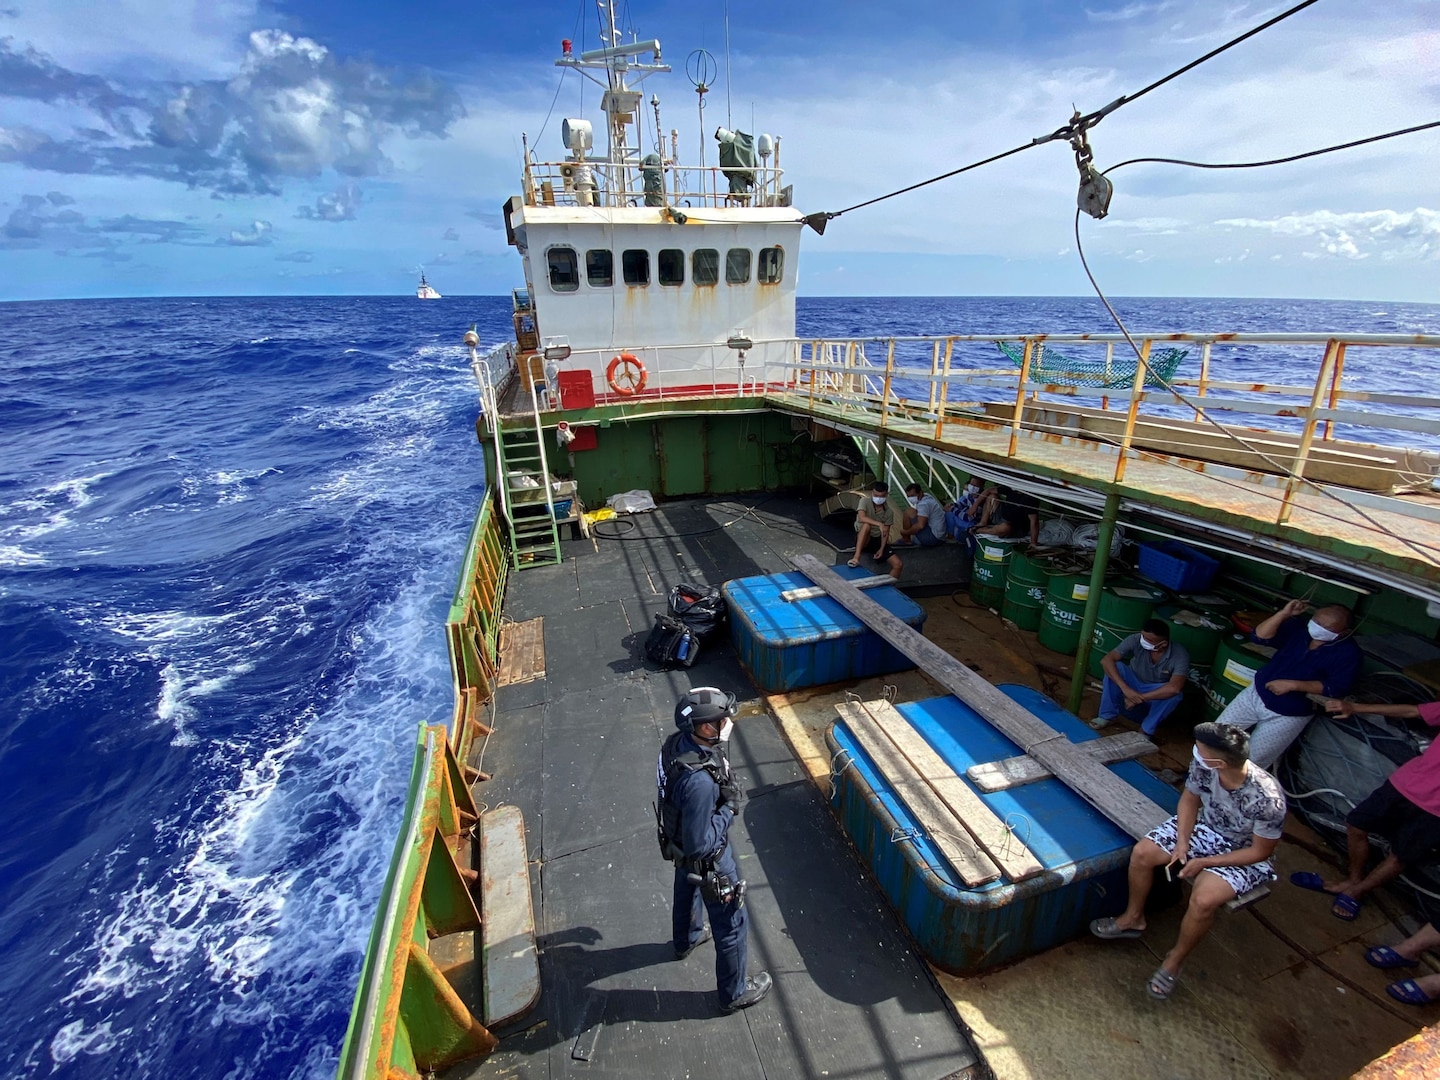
[497,404,814,509]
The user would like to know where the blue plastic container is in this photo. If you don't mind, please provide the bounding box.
[1136,540,1219,592]
[826,684,1179,974]
[723,567,926,692]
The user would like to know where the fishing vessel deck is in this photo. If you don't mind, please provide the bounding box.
[448,495,1440,1079]
[451,496,984,1080]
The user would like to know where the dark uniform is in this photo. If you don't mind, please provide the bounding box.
[657,687,771,1013]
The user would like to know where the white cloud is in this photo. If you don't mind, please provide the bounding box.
[1085,1,1178,23]
[297,182,362,222]
[222,219,271,245]
[1216,208,1440,260]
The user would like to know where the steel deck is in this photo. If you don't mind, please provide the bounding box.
[446,497,983,1080]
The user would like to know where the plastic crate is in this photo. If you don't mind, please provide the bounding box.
[551,498,574,519]
[1136,540,1219,592]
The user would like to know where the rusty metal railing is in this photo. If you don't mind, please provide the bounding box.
[766,332,1440,519]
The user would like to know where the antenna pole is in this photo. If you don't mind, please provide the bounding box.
[724,0,733,128]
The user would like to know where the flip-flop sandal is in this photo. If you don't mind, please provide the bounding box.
[1089,916,1142,940]
[1289,871,1331,893]
[1366,946,1419,970]
[1146,968,1179,1001]
[846,559,860,568]
[1331,894,1361,921]
[1386,979,1438,1006]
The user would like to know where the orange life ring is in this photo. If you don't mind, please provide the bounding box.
[606,352,648,396]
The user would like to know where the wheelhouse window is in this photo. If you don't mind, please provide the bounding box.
[758,246,784,285]
[547,246,579,292]
[657,248,685,286]
[586,249,613,287]
[692,248,719,286]
[622,248,650,286]
[725,248,751,285]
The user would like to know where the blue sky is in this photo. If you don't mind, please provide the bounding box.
[1,0,1436,301]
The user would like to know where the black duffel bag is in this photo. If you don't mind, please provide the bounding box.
[668,583,726,639]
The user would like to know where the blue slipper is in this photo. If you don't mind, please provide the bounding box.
[1331,894,1361,921]
[1387,979,1437,1006]
[1290,871,1329,893]
[1366,946,1418,970]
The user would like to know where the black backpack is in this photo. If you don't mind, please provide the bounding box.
[645,612,700,668]
[668,583,726,640]
[655,731,725,861]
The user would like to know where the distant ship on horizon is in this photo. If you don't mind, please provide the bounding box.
[416,272,441,300]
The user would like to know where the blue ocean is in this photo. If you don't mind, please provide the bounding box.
[3,294,1439,1079]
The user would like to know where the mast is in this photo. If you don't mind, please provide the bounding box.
[555,4,670,204]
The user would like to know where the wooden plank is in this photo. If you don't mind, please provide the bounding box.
[781,574,894,602]
[966,731,1158,793]
[794,554,1171,840]
[480,805,540,1026]
[859,699,1045,882]
[497,617,545,686]
[835,701,1001,886]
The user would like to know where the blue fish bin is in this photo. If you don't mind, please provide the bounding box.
[723,567,927,692]
[826,684,1179,975]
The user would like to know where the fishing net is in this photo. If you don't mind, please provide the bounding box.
[996,340,1188,388]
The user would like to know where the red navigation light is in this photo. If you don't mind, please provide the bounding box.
[561,39,573,55]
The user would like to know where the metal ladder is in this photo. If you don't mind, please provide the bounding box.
[493,371,563,570]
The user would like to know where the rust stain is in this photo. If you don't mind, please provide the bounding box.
[1276,409,1299,417]
[1352,1024,1440,1078]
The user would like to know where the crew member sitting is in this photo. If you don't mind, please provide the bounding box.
[1214,599,1360,769]
[1290,696,1440,922]
[847,480,902,579]
[1093,619,1192,735]
[896,483,946,547]
[944,478,986,539]
[972,486,1039,548]
[1091,722,1286,1002]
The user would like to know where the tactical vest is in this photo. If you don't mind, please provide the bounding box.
[655,731,727,863]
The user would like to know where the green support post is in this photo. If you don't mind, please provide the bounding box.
[875,434,888,483]
[1067,491,1120,715]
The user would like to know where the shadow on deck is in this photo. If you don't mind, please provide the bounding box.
[447,494,983,1080]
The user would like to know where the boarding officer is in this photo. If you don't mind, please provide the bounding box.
[658,687,772,1013]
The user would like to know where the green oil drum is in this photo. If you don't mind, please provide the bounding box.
[970,537,1023,609]
[1156,602,1231,670]
[1001,549,1050,630]
[1087,581,1170,678]
[1038,570,1092,655]
[1202,633,1276,720]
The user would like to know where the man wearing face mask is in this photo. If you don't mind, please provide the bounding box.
[944,479,985,539]
[657,687,772,1013]
[896,483,947,547]
[1214,600,1360,769]
[1090,722,1286,1001]
[1094,619,1191,735]
[847,481,903,578]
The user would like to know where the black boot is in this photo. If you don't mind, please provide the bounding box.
[722,971,773,1013]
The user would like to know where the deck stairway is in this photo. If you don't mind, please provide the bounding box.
[492,371,563,569]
